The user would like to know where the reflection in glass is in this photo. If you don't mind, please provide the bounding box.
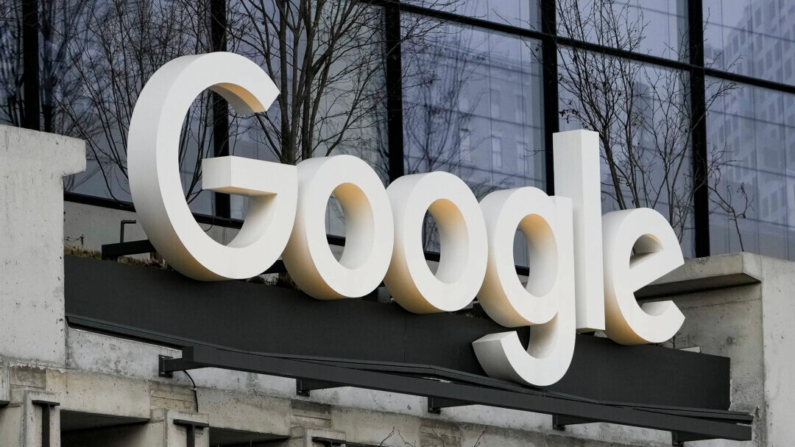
[0,0,24,126]
[558,49,696,257]
[228,1,388,229]
[708,80,795,259]
[403,0,541,30]
[32,0,221,214]
[401,20,545,265]
[704,0,795,86]
[557,0,688,60]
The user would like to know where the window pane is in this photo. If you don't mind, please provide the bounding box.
[229,2,388,229]
[557,0,688,60]
[40,0,388,222]
[46,0,218,214]
[0,1,23,126]
[403,0,541,30]
[559,48,695,257]
[402,20,545,266]
[707,79,795,260]
[704,0,795,85]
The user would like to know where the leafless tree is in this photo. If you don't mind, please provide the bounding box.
[39,0,94,133]
[708,141,753,252]
[710,178,752,252]
[37,0,459,209]
[391,23,493,249]
[54,0,219,201]
[400,28,484,178]
[227,0,448,167]
[0,0,25,126]
[546,0,742,247]
[1,0,108,190]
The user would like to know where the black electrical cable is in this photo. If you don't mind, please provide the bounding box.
[183,370,199,412]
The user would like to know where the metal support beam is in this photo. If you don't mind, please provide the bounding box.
[119,220,137,243]
[33,400,60,447]
[672,430,713,445]
[160,346,751,442]
[159,355,174,378]
[174,419,209,447]
[552,414,596,430]
[102,240,155,261]
[427,397,470,414]
[296,378,341,397]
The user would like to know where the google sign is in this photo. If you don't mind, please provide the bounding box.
[128,52,685,387]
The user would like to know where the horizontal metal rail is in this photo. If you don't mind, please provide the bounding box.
[161,345,752,443]
[100,238,531,276]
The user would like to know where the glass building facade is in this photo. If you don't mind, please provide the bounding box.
[2,0,795,263]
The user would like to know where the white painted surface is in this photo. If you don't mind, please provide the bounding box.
[282,155,394,299]
[127,53,294,281]
[0,126,85,366]
[474,188,577,386]
[553,130,605,332]
[384,171,488,313]
[602,208,685,344]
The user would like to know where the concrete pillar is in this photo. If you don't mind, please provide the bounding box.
[0,390,60,447]
[669,253,795,446]
[757,256,795,446]
[0,126,85,366]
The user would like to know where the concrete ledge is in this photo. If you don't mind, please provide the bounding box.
[637,253,762,300]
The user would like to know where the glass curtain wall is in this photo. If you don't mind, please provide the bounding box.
[400,18,545,265]
[704,0,795,260]
[5,0,795,263]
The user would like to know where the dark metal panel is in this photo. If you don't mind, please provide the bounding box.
[555,334,731,412]
[65,256,732,411]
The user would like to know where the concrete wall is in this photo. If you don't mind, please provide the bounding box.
[663,253,795,447]
[0,126,85,366]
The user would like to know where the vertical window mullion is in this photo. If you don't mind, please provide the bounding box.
[211,0,231,219]
[541,0,558,194]
[22,0,40,131]
[385,1,405,183]
[689,0,710,257]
